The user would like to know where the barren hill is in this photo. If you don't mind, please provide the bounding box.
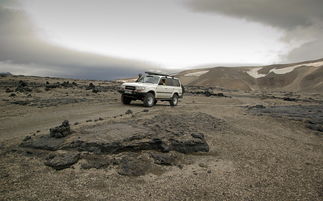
[177,58,323,92]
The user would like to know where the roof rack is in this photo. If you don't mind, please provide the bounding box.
[145,71,169,76]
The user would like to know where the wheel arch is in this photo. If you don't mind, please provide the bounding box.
[147,90,156,96]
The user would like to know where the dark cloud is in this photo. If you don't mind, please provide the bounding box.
[187,0,323,29]
[0,3,155,80]
[186,0,323,62]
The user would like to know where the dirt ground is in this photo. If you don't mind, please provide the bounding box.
[0,75,322,201]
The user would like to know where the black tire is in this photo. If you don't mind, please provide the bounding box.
[154,100,158,105]
[121,94,131,105]
[143,93,155,107]
[170,94,178,106]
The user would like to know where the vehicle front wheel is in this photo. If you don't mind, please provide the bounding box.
[121,94,131,105]
[170,94,178,106]
[143,93,155,107]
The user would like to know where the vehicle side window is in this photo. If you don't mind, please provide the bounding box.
[159,78,166,85]
[172,79,180,87]
[166,78,174,86]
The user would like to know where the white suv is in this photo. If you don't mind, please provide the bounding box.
[118,72,183,107]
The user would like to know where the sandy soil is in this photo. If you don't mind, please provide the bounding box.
[0,75,322,201]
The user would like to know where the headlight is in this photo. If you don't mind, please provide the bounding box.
[135,86,145,91]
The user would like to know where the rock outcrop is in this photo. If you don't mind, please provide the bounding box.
[44,152,80,170]
[19,113,223,174]
[49,120,71,138]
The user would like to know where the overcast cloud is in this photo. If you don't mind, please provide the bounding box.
[186,0,323,62]
[0,0,321,79]
[0,2,155,80]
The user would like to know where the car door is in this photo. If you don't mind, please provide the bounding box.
[156,77,169,99]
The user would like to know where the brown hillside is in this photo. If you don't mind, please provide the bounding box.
[177,58,323,92]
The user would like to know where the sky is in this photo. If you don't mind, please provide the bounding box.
[0,0,322,79]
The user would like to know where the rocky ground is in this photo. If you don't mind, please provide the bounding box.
[0,75,322,201]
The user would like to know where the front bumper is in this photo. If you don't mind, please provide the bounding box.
[118,89,147,100]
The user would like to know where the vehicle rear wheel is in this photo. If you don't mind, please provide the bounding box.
[143,93,155,107]
[121,94,131,105]
[170,94,178,106]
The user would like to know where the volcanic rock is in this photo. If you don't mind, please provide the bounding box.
[80,155,111,169]
[44,152,80,170]
[20,135,65,151]
[125,109,133,115]
[86,83,96,90]
[49,120,71,138]
[169,137,209,154]
[248,104,323,132]
[117,154,152,176]
[15,80,32,92]
[92,88,100,93]
[150,152,176,166]
[5,88,13,93]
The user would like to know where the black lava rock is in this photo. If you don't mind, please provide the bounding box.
[169,137,209,154]
[92,88,100,93]
[86,83,96,90]
[150,153,175,166]
[23,135,32,141]
[5,88,13,93]
[20,135,65,151]
[49,120,71,138]
[283,97,297,102]
[44,152,80,170]
[191,133,205,139]
[15,80,32,92]
[125,109,133,115]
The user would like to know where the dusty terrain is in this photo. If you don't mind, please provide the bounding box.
[0,75,322,201]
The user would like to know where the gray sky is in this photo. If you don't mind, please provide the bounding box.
[186,0,323,62]
[0,0,322,79]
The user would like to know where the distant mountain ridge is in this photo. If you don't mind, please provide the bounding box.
[176,58,323,92]
[0,72,12,77]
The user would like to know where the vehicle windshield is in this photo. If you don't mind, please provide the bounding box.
[136,75,160,84]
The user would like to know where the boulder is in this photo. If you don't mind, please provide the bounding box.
[92,88,100,93]
[61,81,74,88]
[125,109,133,115]
[86,83,96,90]
[44,152,80,170]
[15,80,32,92]
[49,120,71,138]
[150,152,175,166]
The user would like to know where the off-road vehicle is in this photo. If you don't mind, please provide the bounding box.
[118,72,184,107]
